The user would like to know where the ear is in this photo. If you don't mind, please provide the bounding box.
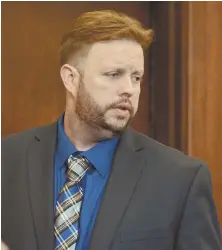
[60,64,81,95]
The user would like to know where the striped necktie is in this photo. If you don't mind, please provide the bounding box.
[54,153,92,250]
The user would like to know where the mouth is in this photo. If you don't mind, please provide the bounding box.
[114,104,132,111]
[112,105,132,118]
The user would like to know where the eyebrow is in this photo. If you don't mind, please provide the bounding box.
[133,70,144,75]
[108,67,144,75]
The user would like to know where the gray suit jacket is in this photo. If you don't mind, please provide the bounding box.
[2,121,222,250]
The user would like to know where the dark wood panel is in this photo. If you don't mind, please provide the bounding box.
[2,2,150,136]
[149,2,186,150]
[149,2,170,145]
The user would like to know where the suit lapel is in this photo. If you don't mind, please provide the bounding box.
[27,122,58,250]
[88,129,146,250]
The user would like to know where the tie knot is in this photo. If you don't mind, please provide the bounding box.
[66,154,91,183]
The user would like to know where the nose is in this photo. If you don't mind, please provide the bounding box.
[117,76,135,97]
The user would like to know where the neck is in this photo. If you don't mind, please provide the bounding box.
[63,110,114,151]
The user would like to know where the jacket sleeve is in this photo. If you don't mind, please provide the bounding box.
[175,163,222,250]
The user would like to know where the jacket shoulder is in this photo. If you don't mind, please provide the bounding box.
[2,122,58,151]
[131,129,206,170]
[130,130,211,198]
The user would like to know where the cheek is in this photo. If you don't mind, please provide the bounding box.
[132,88,141,105]
[85,78,116,104]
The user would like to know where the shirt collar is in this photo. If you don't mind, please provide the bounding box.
[82,136,119,177]
[56,114,78,167]
[56,114,119,177]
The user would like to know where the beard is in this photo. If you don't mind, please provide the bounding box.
[75,81,135,135]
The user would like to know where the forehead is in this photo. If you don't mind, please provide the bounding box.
[85,40,144,70]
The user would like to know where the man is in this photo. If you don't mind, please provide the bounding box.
[2,10,222,250]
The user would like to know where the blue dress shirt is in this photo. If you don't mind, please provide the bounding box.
[54,115,119,250]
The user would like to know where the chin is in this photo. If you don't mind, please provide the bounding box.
[93,120,129,140]
[97,114,132,136]
[106,120,130,133]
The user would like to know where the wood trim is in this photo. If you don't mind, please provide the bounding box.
[187,2,207,156]
[168,2,176,147]
[180,2,189,153]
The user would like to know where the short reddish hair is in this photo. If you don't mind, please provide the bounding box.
[60,10,153,66]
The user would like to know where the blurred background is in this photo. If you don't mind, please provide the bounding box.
[2,1,222,228]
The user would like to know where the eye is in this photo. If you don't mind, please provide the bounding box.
[132,75,142,83]
[105,72,121,79]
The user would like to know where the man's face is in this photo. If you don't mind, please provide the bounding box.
[75,40,144,134]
